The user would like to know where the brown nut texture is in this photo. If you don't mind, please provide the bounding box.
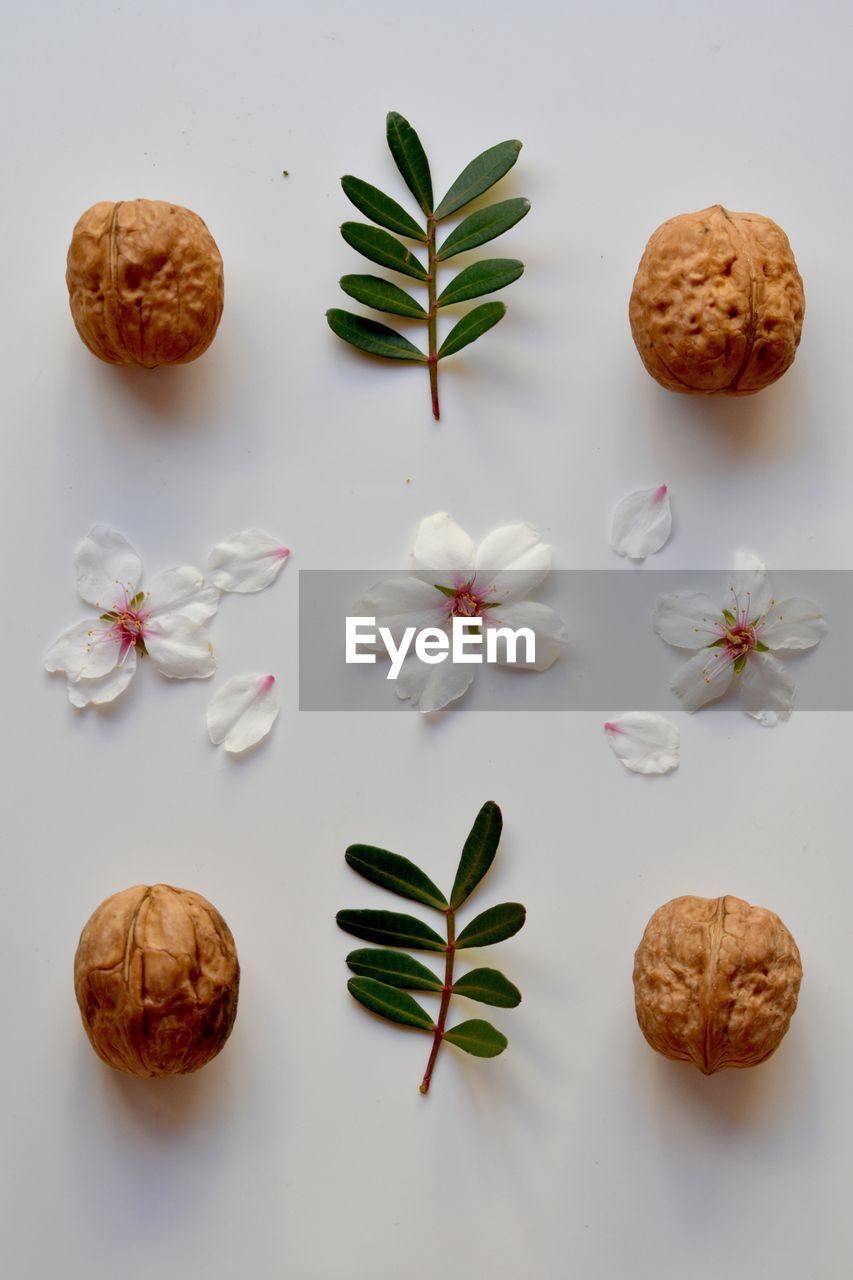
[74,884,239,1077]
[633,895,802,1074]
[66,199,224,367]
[629,205,804,395]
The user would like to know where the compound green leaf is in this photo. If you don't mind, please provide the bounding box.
[336,908,446,951]
[452,967,521,1008]
[443,1019,508,1057]
[341,175,427,241]
[437,259,523,308]
[345,844,448,909]
[341,222,429,281]
[386,111,433,214]
[436,198,530,261]
[455,902,526,949]
[346,948,443,992]
[339,275,427,319]
[450,800,503,909]
[434,140,522,221]
[348,977,435,1031]
[437,302,506,360]
[326,310,426,362]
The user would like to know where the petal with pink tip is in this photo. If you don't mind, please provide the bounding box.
[74,526,143,609]
[671,647,735,712]
[145,614,215,679]
[146,565,220,623]
[67,649,138,708]
[411,513,476,581]
[603,713,680,775]
[44,618,122,682]
[208,529,291,593]
[207,673,280,753]
[610,485,672,560]
[474,523,551,602]
[738,652,796,727]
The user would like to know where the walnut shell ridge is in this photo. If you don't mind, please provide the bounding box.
[66,199,224,367]
[74,884,239,1077]
[633,895,802,1074]
[629,205,804,395]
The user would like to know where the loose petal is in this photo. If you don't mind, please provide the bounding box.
[610,485,672,560]
[74,526,143,609]
[604,713,680,775]
[761,597,828,652]
[486,601,568,670]
[208,529,291,593]
[145,615,215,679]
[44,618,121,682]
[739,652,796,727]
[353,576,444,646]
[67,650,138,708]
[671,648,734,712]
[207,673,280,753]
[474,522,551,602]
[146,565,220,624]
[411,512,476,579]
[652,591,723,650]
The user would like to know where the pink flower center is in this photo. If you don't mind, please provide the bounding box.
[101,589,151,662]
[723,622,757,659]
[442,577,493,619]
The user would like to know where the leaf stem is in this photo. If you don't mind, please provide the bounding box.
[426,215,440,420]
[420,906,454,1093]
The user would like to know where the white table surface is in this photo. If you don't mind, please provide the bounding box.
[2,2,852,1277]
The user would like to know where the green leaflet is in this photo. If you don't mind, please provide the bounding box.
[455,902,527,949]
[347,948,443,992]
[336,908,446,952]
[326,311,426,362]
[434,140,522,220]
[345,844,448,910]
[438,302,506,360]
[450,800,502,909]
[437,259,524,307]
[341,222,429,281]
[339,275,427,319]
[341,176,427,242]
[443,1019,508,1058]
[436,198,530,261]
[348,978,435,1031]
[452,967,521,1008]
[386,112,434,214]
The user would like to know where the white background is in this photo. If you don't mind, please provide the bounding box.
[2,1,851,1276]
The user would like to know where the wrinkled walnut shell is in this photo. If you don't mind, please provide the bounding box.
[66,199,224,367]
[74,884,239,1077]
[629,205,804,395]
[633,895,802,1074]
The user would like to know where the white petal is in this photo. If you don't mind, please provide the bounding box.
[353,576,445,646]
[208,529,291,593]
[411,513,475,577]
[610,485,672,560]
[44,618,123,682]
[393,654,474,712]
[146,565,220,624]
[207,673,280,753]
[474,523,551,602]
[145,615,215,679]
[671,647,735,712]
[738,651,796,726]
[393,654,433,704]
[726,551,773,620]
[760,597,828,652]
[486,601,568,670]
[74,526,143,609]
[604,712,680,775]
[653,592,724,650]
[67,649,138,708]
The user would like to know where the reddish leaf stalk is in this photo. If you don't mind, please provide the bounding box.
[426,214,440,421]
[420,906,455,1093]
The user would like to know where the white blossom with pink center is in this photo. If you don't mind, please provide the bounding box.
[653,551,827,726]
[355,512,568,713]
[45,525,219,708]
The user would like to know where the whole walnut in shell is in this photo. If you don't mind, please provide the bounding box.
[633,895,802,1074]
[74,884,239,1077]
[66,199,224,367]
[629,205,804,395]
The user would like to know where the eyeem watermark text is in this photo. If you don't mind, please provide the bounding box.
[346,616,536,679]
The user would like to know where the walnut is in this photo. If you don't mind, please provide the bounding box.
[74,884,239,1077]
[66,199,224,367]
[629,205,804,395]
[633,895,802,1074]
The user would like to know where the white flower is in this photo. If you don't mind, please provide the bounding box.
[208,529,291,593]
[207,673,280,754]
[653,551,827,726]
[356,512,568,713]
[45,525,219,707]
[604,713,680,775]
[610,484,672,560]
